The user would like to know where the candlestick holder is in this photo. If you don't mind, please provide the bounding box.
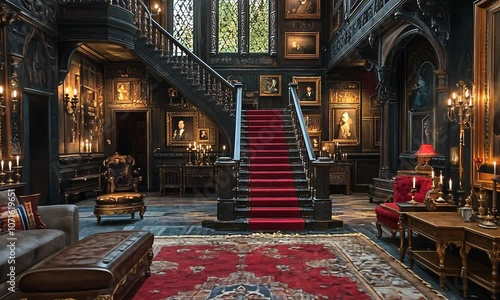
[408,188,417,204]
[13,166,22,183]
[0,171,6,185]
[477,185,488,218]
[5,170,14,183]
[186,149,193,166]
[446,189,454,204]
[492,177,499,220]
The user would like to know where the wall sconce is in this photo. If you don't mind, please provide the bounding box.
[152,3,162,16]
[63,87,79,115]
[447,80,473,191]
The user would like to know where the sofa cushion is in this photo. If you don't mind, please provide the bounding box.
[0,229,66,284]
[393,176,432,203]
[375,204,400,229]
[0,190,19,234]
[0,195,46,232]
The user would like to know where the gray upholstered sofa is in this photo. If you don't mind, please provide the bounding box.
[0,204,79,300]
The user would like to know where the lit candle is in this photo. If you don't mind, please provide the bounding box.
[223,145,226,150]
[447,98,452,106]
[16,155,19,166]
[81,142,84,151]
[431,170,434,179]
[449,178,452,190]
[413,176,416,188]
[12,90,17,99]
[73,88,77,96]
[1,160,4,171]
[189,143,192,148]
[65,87,69,95]
[452,92,456,100]
[0,85,3,95]
[439,172,443,184]
[495,161,497,177]
[89,143,92,152]
[8,161,11,171]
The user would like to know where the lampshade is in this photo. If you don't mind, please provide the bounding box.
[414,144,437,157]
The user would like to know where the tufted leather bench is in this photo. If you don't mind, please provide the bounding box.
[18,230,154,300]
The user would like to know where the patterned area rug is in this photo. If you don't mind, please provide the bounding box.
[131,233,445,299]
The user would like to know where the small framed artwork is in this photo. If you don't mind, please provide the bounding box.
[284,32,320,59]
[329,104,361,146]
[198,128,210,142]
[308,132,321,151]
[114,79,148,104]
[259,75,282,97]
[166,112,197,146]
[293,76,321,106]
[303,113,321,132]
[285,0,321,19]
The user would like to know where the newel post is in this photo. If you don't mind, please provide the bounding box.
[215,157,236,221]
[312,157,334,220]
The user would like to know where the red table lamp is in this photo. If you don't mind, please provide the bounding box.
[414,144,437,172]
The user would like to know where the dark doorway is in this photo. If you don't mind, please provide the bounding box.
[115,111,148,190]
[28,94,49,204]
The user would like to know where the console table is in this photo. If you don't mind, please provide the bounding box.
[329,162,352,195]
[158,165,215,196]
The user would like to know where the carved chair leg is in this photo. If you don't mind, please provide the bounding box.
[139,206,146,219]
[131,212,135,220]
[376,221,383,239]
[96,214,101,224]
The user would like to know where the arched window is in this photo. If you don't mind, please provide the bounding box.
[213,0,277,55]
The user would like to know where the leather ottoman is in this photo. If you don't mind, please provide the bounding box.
[19,231,154,300]
[94,192,146,224]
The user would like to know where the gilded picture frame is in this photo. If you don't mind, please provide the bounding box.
[259,75,282,97]
[166,112,197,146]
[285,0,321,19]
[329,104,361,146]
[303,113,321,132]
[293,76,321,106]
[284,32,320,59]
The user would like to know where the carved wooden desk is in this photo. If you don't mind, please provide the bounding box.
[182,165,215,195]
[329,162,352,195]
[462,223,500,299]
[401,212,464,291]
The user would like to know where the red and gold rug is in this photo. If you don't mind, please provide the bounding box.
[132,233,444,299]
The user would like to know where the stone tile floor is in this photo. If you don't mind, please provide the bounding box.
[75,191,487,299]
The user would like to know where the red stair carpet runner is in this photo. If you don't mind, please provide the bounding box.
[245,109,305,231]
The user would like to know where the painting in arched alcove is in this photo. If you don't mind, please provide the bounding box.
[408,61,435,151]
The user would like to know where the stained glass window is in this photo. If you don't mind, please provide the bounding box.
[218,0,238,53]
[249,0,269,53]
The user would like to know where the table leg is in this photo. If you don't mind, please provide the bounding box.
[408,228,414,269]
[398,216,405,261]
[436,240,447,290]
[461,243,469,298]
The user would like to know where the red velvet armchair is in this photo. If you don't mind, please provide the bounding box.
[375,175,432,238]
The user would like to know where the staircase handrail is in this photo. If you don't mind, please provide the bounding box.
[233,83,244,162]
[288,83,316,162]
[60,0,235,113]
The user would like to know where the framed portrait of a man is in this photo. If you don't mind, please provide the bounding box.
[284,32,320,59]
[285,0,321,19]
[329,105,360,146]
[166,112,197,146]
[293,76,321,106]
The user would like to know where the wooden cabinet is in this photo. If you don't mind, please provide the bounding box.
[329,162,352,194]
[158,165,215,196]
[59,154,104,203]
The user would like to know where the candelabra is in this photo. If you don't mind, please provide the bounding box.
[447,80,473,192]
[63,87,79,115]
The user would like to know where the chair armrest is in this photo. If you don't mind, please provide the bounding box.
[38,204,79,246]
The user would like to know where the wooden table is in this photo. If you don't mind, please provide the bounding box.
[462,222,500,299]
[397,202,457,261]
[401,212,465,291]
[329,162,352,194]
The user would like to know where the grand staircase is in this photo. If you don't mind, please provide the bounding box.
[203,109,343,231]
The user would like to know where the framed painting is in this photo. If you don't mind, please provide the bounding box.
[198,128,210,142]
[166,112,197,146]
[114,79,148,104]
[259,75,282,97]
[285,0,321,19]
[328,81,360,104]
[284,32,320,59]
[293,76,321,106]
[308,132,321,151]
[329,104,360,146]
[303,113,321,132]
